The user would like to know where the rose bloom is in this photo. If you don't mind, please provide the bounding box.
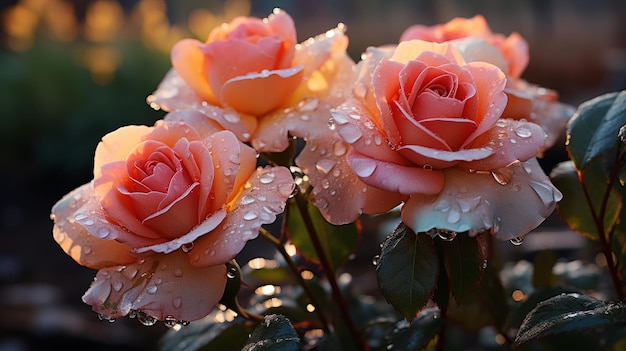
[400,15,575,150]
[51,118,294,322]
[325,40,562,240]
[148,8,356,154]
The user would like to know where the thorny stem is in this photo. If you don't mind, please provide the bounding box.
[579,149,625,300]
[294,193,367,351]
[231,297,265,323]
[258,227,331,333]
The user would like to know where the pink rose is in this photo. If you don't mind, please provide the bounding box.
[326,40,561,239]
[51,119,294,322]
[170,9,301,116]
[400,15,528,79]
[401,17,575,150]
[148,8,356,154]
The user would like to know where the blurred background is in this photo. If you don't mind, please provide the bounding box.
[0,0,624,350]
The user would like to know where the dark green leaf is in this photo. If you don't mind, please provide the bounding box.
[440,234,485,303]
[159,317,250,351]
[386,307,442,351]
[376,223,439,320]
[242,314,300,351]
[514,293,626,346]
[567,91,626,170]
[287,199,360,270]
[504,286,581,330]
[550,160,622,240]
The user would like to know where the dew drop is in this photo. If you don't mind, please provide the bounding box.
[240,195,255,205]
[300,114,310,121]
[333,141,347,156]
[112,281,123,292]
[137,312,157,326]
[259,173,275,184]
[243,211,258,220]
[98,314,115,322]
[172,297,182,309]
[297,97,319,112]
[315,158,336,174]
[437,230,457,241]
[481,260,488,269]
[315,198,329,209]
[146,285,158,294]
[227,266,238,279]
[372,255,380,266]
[164,316,179,328]
[352,159,377,177]
[95,227,111,239]
[327,118,336,130]
[321,179,330,189]
[337,125,362,143]
[491,171,510,185]
[510,235,525,246]
[446,210,461,224]
[181,242,194,253]
[173,268,183,277]
[492,216,502,235]
[529,180,559,207]
[514,125,532,138]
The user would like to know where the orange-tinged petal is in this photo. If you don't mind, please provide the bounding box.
[190,166,294,267]
[171,38,216,103]
[219,66,304,115]
[51,183,135,269]
[82,250,226,321]
[94,125,152,179]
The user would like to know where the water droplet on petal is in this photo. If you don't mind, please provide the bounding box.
[243,211,258,220]
[172,297,182,309]
[481,260,488,269]
[352,158,377,178]
[491,171,510,185]
[95,227,111,239]
[337,125,362,143]
[446,209,461,224]
[173,268,183,277]
[241,195,255,205]
[328,118,336,130]
[146,285,157,294]
[137,312,157,326]
[333,141,347,156]
[227,266,238,279]
[529,180,559,207]
[181,242,194,253]
[112,281,123,292]
[315,158,336,174]
[437,230,457,241]
[510,235,525,246]
[259,173,275,184]
[297,97,319,112]
[514,125,532,138]
[163,316,179,328]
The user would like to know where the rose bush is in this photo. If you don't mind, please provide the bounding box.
[148,9,356,155]
[400,15,575,150]
[51,116,294,322]
[326,40,562,240]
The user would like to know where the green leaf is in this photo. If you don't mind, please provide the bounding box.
[376,223,439,320]
[386,307,443,351]
[242,314,300,351]
[567,90,626,170]
[550,160,622,240]
[504,286,581,330]
[514,293,626,347]
[287,199,360,270]
[159,317,250,351]
[440,234,485,304]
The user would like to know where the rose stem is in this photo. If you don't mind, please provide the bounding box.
[259,227,332,333]
[294,193,367,351]
[579,148,625,300]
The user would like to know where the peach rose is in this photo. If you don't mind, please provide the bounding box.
[51,119,294,322]
[325,40,561,239]
[401,16,575,150]
[148,8,356,154]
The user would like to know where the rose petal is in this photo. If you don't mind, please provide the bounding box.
[51,183,136,269]
[82,250,226,321]
[296,132,407,224]
[220,66,304,115]
[401,158,562,240]
[171,39,216,104]
[203,130,249,208]
[398,144,494,169]
[93,125,152,179]
[347,150,445,195]
[461,119,546,170]
[132,209,227,254]
[190,166,294,267]
[147,69,207,111]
